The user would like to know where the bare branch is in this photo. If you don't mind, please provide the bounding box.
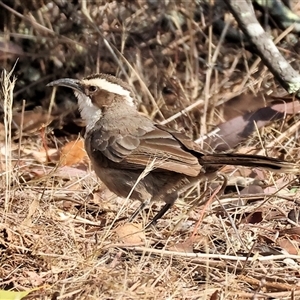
[224,0,300,95]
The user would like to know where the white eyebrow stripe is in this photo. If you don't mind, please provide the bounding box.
[82,77,135,107]
[82,78,130,97]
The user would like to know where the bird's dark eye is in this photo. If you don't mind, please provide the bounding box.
[88,86,97,93]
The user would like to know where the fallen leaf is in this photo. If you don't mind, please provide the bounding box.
[55,166,88,178]
[25,271,45,286]
[209,290,220,300]
[12,107,53,135]
[240,211,263,224]
[0,38,24,60]
[22,147,59,164]
[277,237,299,255]
[204,98,300,151]
[168,239,194,253]
[206,107,284,151]
[287,209,300,224]
[240,184,264,195]
[280,227,300,236]
[115,223,145,245]
[0,289,30,300]
[60,139,88,166]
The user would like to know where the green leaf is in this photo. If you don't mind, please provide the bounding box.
[0,288,37,300]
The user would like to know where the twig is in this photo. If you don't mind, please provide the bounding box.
[224,0,300,95]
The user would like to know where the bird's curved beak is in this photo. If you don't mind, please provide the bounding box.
[47,78,83,93]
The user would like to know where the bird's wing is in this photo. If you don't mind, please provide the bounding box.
[88,121,202,177]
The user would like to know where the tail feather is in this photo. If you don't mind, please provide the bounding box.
[200,153,298,172]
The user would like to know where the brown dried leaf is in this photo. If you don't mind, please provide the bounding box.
[115,223,145,245]
[240,184,264,195]
[22,198,40,227]
[168,239,194,253]
[0,38,24,60]
[277,237,299,255]
[22,147,59,164]
[0,123,6,141]
[55,166,88,178]
[209,290,220,300]
[288,209,300,224]
[13,107,53,135]
[280,227,300,236]
[241,211,263,224]
[25,271,45,287]
[206,99,300,151]
[207,107,284,151]
[220,93,266,121]
[60,139,88,166]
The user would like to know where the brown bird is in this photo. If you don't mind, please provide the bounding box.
[48,74,298,226]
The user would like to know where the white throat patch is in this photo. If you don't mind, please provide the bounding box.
[82,77,135,107]
[74,91,102,133]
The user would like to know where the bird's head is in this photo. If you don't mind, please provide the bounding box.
[48,73,137,131]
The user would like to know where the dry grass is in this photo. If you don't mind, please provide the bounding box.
[1,1,300,299]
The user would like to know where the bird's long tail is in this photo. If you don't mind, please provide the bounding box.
[200,153,298,173]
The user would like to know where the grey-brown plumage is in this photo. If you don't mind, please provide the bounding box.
[48,73,298,226]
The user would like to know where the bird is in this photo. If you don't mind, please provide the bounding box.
[47,73,298,226]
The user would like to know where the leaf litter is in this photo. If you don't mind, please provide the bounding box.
[1,1,300,299]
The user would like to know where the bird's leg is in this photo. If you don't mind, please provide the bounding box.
[128,199,151,222]
[145,190,179,228]
[145,202,173,228]
[146,174,220,228]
